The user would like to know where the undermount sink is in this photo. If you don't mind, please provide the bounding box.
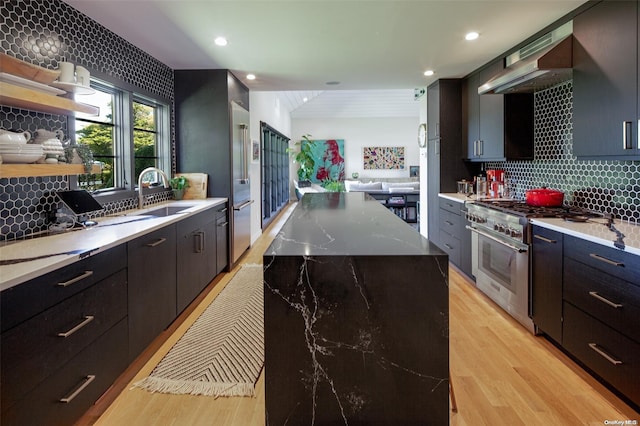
[141,206,192,217]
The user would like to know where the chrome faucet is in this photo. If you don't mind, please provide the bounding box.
[138,167,170,208]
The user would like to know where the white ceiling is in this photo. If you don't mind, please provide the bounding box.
[63,0,586,117]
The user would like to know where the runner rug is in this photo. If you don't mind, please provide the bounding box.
[133,264,264,397]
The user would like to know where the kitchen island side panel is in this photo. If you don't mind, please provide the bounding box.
[263,193,449,424]
[263,254,449,425]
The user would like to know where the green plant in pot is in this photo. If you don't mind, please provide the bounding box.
[321,179,345,192]
[170,175,189,200]
[287,134,316,187]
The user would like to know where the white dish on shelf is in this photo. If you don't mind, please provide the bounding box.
[0,72,66,95]
[1,152,44,163]
[0,143,44,152]
[50,81,95,95]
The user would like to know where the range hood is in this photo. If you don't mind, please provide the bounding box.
[478,34,573,95]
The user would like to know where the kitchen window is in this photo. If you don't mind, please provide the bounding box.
[72,78,171,196]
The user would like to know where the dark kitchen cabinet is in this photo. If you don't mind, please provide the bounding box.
[427,79,479,247]
[176,209,217,314]
[216,204,229,275]
[562,234,640,408]
[531,225,563,343]
[1,245,128,426]
[128,224,177,360]
[175,70,249,267]
[438,196,472,277]
[573,0,640,159]
[463,61,534,161]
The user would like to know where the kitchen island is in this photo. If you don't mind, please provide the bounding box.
[263,192,449,425]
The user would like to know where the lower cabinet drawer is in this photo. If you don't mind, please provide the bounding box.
[564,235,640,285]
[1,244,127,333]
[439,197,462,215]
[439,229,461,266]
[1,269,127,410]
[439,208,462,238]
[563,302,640,406]
[1,319,129,426]
[564,257,640,342]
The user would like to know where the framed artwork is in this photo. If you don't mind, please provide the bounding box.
[363,146,405,170]
[303,138,345,182]
[410,165,419,177]
[251,139,260,163]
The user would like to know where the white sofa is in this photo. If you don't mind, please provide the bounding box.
[293,178,420,200]
[344,179,420,193]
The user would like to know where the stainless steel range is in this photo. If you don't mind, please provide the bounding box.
[466,200,599,334]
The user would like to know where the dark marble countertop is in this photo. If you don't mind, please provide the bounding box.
[265,192,443,257]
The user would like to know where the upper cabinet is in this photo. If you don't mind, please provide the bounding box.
[573,0,640,159]
[463,61,534,162]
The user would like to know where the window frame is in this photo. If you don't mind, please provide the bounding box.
[69,74,171,206]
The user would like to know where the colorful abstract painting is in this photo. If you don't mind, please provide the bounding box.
[363,146,405,170]
[304,139,345,183]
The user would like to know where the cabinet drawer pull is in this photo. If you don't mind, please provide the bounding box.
[589,253,624,267]
[444,243,453,250]
[60,375,96,403]
[58,315,95,338]
[57,270,93,287]
[197,231,205,252]
[146,237,167,247]
[588,291,623,309]
[623,121,633,150]
[588,343,623,365]
[218,221,229,227]
[218,207,228,214]
[533,234,556,244]
[445,220,454,226]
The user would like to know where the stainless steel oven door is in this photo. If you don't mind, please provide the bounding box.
[469,226,534,333]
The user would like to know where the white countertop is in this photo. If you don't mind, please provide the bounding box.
[438,193,476,203]
[530,217,640,256]
[438,192,510,203]
[0,198,227,291]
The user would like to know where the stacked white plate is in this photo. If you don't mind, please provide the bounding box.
[0,142,44,163]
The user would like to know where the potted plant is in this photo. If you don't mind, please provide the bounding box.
[288,134,316,187]
[321,179,345,192]
[170,175,189,200]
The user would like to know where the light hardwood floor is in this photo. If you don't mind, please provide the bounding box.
[91,202,639,425]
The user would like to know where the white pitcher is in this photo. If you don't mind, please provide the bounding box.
[0,129,31,144]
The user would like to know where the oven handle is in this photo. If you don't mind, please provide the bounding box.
[466,226,528,253]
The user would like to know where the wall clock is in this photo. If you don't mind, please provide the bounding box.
[418,123,427,148]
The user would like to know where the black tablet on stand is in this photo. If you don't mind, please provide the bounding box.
[56,190,104,227]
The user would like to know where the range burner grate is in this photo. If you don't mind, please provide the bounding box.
[473,200,602,219]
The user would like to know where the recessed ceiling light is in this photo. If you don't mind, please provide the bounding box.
[246,74,256,80]
[424,70,435,77]
[465,32,479,41]
[214,36,228,46]
[303,97,308,102]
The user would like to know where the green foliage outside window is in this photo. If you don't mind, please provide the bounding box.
[76,101,157,191]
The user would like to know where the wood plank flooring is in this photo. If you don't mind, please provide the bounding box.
[90,202,639,425]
